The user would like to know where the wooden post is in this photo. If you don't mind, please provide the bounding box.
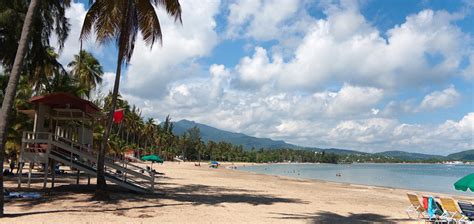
[43,160,49,189]
[44,133,52,189]
[18,132,26,189]
[51,160,55,189]
[17,161,23,189]
[76,170,80,184]
[87,175,91,185]
[81,112,84,145]
[27,162,33,188]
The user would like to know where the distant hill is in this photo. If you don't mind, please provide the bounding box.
[375,151,444,160]
[447,150,474,161]
[304,147,369,155]
[172,120,299,150]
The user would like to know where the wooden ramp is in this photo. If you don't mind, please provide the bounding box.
[20,132,155,193]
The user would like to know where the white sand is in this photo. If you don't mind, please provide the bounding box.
[2,162,472,223]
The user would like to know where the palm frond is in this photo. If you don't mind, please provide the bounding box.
[137,0,162,46]
[80,0,103,42]
[155,0,182,23]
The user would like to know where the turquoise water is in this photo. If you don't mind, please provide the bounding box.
[239,163,474,196]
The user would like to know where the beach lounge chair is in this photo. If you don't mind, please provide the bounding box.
[422,195,444,222]
[458,201,474,223]
[406,193,427,219]
[439,197,464,223]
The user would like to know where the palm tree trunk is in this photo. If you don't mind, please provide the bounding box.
[144,140,147,154]
[0,0,40,216]
[95,0,133,197]
[126,128,129,144]
[95,47,125,199]
[95,56,122,198]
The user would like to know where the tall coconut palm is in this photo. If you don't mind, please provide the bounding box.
[80,0,182,197]
[0,0,43,216]
[0,0,70,68]
[143,118,155,152]
[28,47,67,93]
[0,0,70,215]
[68,50,103,99]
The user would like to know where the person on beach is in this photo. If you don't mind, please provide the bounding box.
[16,161,24,174]
[9,159,15,173]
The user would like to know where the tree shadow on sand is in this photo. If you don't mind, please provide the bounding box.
[114,184,308,206]
[273,212,413,224]
[4,183,307,218]
[3,203,185,218]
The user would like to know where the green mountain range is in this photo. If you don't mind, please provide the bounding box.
[447,150,474,161]
[172,120,299,150]
[374,151,445,160]
[172,119,474,161]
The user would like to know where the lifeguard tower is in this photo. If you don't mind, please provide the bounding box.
[18,93,155,193]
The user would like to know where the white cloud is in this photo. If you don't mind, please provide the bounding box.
[380,100,417,117]
[325,113,474,154]
[99,72,116,93]
[122,0,220,98]
[419,85,460,111]
[209,64,231,99]
[226,0,261,38]
[235,47,283,87]
[328,118,399,144]
[438,113,474,142]
[226,0,301,40]
[325,84,384,117]
[234,8,471,91]
[463,55,474,79]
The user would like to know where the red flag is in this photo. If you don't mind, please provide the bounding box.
[113,109,124,123]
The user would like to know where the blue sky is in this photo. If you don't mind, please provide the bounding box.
[59,0,473,155]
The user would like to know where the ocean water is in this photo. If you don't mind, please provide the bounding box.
[238,163,474,196]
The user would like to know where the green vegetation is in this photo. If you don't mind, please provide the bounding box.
[177,136,339,164]
[447,150,474,161]
[374,151,445,160]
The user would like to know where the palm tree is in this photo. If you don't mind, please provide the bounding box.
[0,0,71,214]
[0,2,40,216]
[68,50,103,99]
[28,47,66,93]
[43,70,87,96]
[143,118,156,153]
[80,0,182,198]
[0,0,70,68]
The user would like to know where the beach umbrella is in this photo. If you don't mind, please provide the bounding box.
[141,154,164,163]
[209,161,219,168]
[141,154,163,170]
[454,173,474,192]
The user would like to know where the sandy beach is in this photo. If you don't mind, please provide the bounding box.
[1,162,472,224]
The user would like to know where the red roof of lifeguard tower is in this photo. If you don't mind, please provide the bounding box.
[29,92,101,115]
